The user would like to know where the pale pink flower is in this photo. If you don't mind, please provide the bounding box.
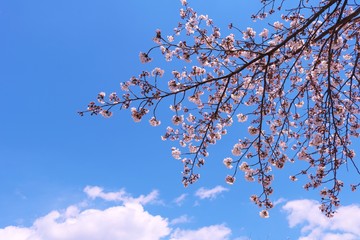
[259,210,269,218]
[236,113,248,122]
[130,108,148,122]
[100,110,112,118]
[97,92,106,104]
[172,70,181,79]
[223,157,233,169]
[180,9,186,18]
[167,35,174,42]
[343,54,352,60]
[185,22,195,35]
[334,105,345,115]
[250,195,259,203]
[153,29,162,44]
[169,104,181,112]
[243,27,256,40]
[172,115,184,125]
[172,147,181,160]
[191,66,206,75]
[198,14,208,21]
[213,28,221,38]
[279,141,287,150]
[295,101,304,108]
[309,133,323,147]
[197,158,205,166]
[225,175,235,184]
[320,188,328,197]
[168,80,179,92]
[120,82,130,91]
[231,143,242,156]
[245,171,255,182]
[346,149,356,158]
[109,92,119,103]
[289,175,298,181]
[248,126,259,135]
[259,28,269,38]
[151,67,165,77]
[189,145,198,153]
[165,51,173,61]
[297,148,308,160]
[239,162,249,171]
[273,21,283,30]
[149,117,161,126]
[187,113,196,123]
[139,52,152,63]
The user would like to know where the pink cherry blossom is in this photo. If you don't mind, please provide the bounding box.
[81,0,360,218]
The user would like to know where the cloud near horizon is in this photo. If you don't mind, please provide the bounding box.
[0,203,170,240]
[0,186,234,240]
[9,186,360,240]
[283,199,360,240]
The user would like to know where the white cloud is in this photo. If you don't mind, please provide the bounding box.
[83,186,159,205]
[283,199,360,240]
[273,197,286,206]
[170,215,192,225]
[0,187,236,240]
[0,203,170,240]
[195,186,228,200]
[173,194,188,206]
[170,224,231,240]
[0,227,34,240]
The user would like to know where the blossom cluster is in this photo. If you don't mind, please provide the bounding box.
[81,0,360,217]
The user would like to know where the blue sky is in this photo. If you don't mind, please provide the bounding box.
[1,0,360,239]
